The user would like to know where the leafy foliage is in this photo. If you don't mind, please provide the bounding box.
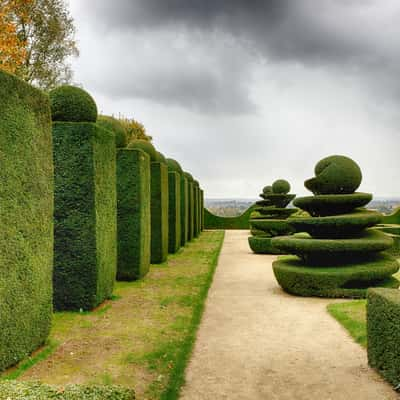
[119,116,152,143]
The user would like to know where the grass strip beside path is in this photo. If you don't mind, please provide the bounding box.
[4,230,224,400]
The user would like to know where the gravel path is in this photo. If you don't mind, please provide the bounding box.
[180,230,397,400]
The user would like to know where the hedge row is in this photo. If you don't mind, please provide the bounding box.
[0,80,205,377]
[0,70,53,372]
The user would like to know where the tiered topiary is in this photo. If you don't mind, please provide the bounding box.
[272,155,400,298]
[248,179,297,254]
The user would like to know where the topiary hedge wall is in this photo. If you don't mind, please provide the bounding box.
[187,180,194,240]
[204,205,256,229]
[200,189,204,231]
[51,85,117,311]
[168,171,181,253]
[0,381,135,400]
[0,70,53,371]
[150,161,169,263]
[180,175,189,246]
[193,183,199,238]
[116,148,151,280]
[367,288,400,388]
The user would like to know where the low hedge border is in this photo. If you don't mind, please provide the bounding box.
[367,288,400,388]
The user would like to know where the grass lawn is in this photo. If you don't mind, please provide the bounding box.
[1,230,225,400]
[327,270,400,348]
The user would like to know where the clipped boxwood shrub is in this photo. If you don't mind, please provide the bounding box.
[305,155,362,195]
[0,381,135,399]
[180,175,189,246]
[272,179,290,194]
[49,85,97,123]
[367,288,400,388]
[151,161,169,263]
[0,70,53,371]
[273,255,399,298]
[193,182,199,238]
[185,174,194,241]
[53,122,117,310]
[116,148,151,280]
[168,171,181,253]
[97,115,128,148]
[200,188,205,231]
[248,236,285,255]
[166,158,183,174]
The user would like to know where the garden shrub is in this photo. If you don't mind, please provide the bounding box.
[200,189,204,231]
[185,173,194,240]
[272,179,290,194]
[151,161,169,263]
[0,70,53,371]
[193,182,199,238]
[128,139,158,161]
[305,155,362,195]
[168,171,181,253]
[116,149,151,280]
[166,158,183,174]
[156,151,167,163]
[49,85,97,123]
[248,236,284,255]
[97,115,128,148]
[51,87,117,311]
[367,288,400,388]
[0,381,135,399]
[272,155,399,298]
[180,175,189,245]
[273,255,399,298]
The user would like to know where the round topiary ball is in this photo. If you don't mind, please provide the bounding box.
[49,85,97,122]
[263,185,273,194]
[272,179,290,194]
[305,155,362,195]
[166,158,183,173]
[97,115,127,148]
[127,139,157,161]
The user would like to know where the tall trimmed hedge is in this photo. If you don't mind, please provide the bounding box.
[150,161,169,263]
[0,71,53,371]
[116,149,151,280]
[200,189,204,231]
[193,183,199,238]
[53,122,117,310]
[168,171,181,253]
[188,181,194,240]
[180,175,189,246]
[367,288,400,388]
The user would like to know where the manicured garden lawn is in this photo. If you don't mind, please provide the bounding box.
[327,270,400,348]
[1,230,224,400]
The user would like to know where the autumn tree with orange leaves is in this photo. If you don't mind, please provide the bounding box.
[0,0,78,89]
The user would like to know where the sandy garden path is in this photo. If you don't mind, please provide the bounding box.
[180,230,397,400]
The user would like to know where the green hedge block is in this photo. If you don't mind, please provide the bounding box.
[248,236,285,254]
[97,115,128,148]
[116,149,151,280]
[180,175,189,246]
[0,381,135,399]
[367,288,400,388]
[168,171,181,253]
[273,255,399,298]
[193,183,199,237]
[250,219,294,236]
[151,162,169,263]
[53,122,117,311]
[272,230,393,265]
[188,181,194,240]
[204,205,256,229]
[200,189,204,231]
[294,193,372,217]
[289,209,382,238]
[0,71,53,371]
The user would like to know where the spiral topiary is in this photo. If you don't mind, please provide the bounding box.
[49,85,97,123]
[97,115,128,148]
[127,139,158,161]
[272,155,399,298]
[272,179,290,194]
[248,180,297,254]
[166,158,183,173]
[305,155,362,195]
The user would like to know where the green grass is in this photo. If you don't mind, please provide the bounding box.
[327,301,367,347]
[327,269,400,348]
[2,231,225,400]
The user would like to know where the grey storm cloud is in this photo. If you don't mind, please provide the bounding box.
[75,0,400,114]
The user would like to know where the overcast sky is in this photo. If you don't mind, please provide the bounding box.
[68,0,400,198]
